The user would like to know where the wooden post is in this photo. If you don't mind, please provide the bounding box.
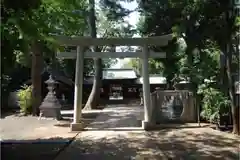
[70,46,84,131]
[141,45,151,129]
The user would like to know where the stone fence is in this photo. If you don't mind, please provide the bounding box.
[149,89,197,126]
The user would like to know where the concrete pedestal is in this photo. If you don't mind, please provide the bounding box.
[142,120,155,131]
[70,122,84,131]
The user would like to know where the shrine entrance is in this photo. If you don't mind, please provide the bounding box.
[56,34,173,131]
[109,84,123,100]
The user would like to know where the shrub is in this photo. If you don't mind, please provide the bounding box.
[198,84,230,124]
[17,85,33,115]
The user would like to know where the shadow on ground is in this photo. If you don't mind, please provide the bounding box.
[54,111,101,128]
[2,103,239,160]
[1,137,73,160]
[80,107,209,131]
[0,110,102,160]
[0,109,21,119]
[56,129,240,160]
[2,129,239,160]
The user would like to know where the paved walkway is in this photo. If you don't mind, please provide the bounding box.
[0,109,101,160]
[0,109,104,140]
[55,105,240,160]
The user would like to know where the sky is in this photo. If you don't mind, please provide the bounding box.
[121,0,139,27]
[111,0,139,69]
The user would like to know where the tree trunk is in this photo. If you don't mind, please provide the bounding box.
[84,0,102,110]
[31,41,42,115]
[237,28,240,135]
[226,44,239,135]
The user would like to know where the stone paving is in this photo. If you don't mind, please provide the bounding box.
[0,110,106,140]
[0,109,101,160]
[55,104,240,160]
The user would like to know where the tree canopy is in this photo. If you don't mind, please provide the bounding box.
[1,0,239,134]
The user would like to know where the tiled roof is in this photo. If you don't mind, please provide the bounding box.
[102,69,138,79]
[136,76,166,84]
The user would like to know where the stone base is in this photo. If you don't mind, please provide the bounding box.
[70,122,84,131]
[39,109,62,120]
[142,120,155,131]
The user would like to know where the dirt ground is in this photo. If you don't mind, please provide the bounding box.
[55,105,240,160]
[0,109,101,160]
[56,128,240,160]
[0,110,103,140]
[1,105,239,160]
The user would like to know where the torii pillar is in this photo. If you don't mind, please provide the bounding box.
[141,45,152,130]
[70,46,84,131]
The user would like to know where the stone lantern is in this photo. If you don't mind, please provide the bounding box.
[39,75,62,120]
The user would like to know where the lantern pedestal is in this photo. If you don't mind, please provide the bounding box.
[39,75,62,120]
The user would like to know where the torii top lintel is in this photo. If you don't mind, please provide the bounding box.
[55,34,173,46]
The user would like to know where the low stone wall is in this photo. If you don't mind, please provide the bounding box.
[150,90,197,125]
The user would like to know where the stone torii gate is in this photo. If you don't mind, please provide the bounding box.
[56,34,173,131]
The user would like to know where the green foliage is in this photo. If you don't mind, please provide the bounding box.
[121,58,164,75]
[121,58,141,73]
[2,0,87,67]
[1,0,90,89]
[137,0,237,126]
[99,0,134,20]
[178,40,221,85]
[148,59,164,74]
[17,85,33,115]
[15,50,31,67]
[137,0,238,86]
[96,1,136,70]
[97,6,135,38]
[197,84,230,123]
[235,16,240,26]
